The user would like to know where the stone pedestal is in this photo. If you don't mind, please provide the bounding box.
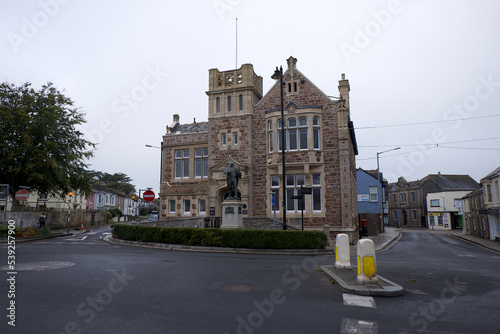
[221,200,244,229]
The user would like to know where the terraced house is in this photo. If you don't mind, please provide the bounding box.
[159,57,359,241]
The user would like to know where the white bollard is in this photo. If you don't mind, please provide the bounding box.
[356,239,379,284]
[334,233,351,269]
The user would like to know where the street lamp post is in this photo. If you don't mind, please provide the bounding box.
[67,192,73,233]
[146,143,163,214]
[272,66,287,230]
[377,147,400,232]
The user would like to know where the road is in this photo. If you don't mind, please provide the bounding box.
[1,228,499,333]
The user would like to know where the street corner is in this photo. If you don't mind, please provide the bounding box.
[320,265,404,297]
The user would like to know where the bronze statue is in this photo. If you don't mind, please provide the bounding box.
[224,162,241,199]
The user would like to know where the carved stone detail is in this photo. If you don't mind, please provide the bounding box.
[226,73,234,86]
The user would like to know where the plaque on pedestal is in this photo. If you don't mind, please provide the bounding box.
[221,200,244,229]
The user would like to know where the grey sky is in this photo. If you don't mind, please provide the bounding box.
[2,0,500,197]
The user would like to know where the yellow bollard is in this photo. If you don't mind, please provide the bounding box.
[334,233,351,269]
[356,239,379,284]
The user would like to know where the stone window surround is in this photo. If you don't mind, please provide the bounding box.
[268,172,324,216]
[171,146,210,182]
[266,112,321,153]
[219,128,240,150]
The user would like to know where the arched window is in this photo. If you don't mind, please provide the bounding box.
[227,96,232,112]
[288,118,297,151]
[216,97,220,114]
[239,94,243,111]
[313,116,320,149]
[299,117,308,150]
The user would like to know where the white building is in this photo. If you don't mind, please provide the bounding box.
[426,191,473,230]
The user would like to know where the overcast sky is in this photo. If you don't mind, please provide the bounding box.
[2,0,500,197]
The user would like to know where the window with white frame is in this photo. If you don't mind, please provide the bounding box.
[369,186,378,202]
[430,199,440,207]
[183,199,191,215]
[487,184,493,202]
[233,132,238,146]
[284,174,307,212]
[175,149,190,179]
[312,174,321,211]
[268,121,273,153]
[412,209,417,221]
[313,117,320,149]
[288,118,297,151]
[299,117,308,150]
[195,148,208,178]
[221,133,226,147]
[198,199,206,215]
[169,200,176,214]
[278,119,286,152]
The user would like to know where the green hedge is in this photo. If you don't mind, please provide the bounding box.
[112,224,327,249]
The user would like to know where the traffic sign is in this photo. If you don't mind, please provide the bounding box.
[15,189,29,202]
[143,190,155,202]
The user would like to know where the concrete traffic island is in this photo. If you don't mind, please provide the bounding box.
[320,234,403,297]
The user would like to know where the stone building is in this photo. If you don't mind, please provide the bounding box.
[462,188,489,238]
[388,177,424,228]
[159,57,358,241]
[388,173,478,229]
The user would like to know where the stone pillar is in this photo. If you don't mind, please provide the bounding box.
[220,199,244,229]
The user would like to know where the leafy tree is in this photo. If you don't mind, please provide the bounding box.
[0,82,95,208]
[90,171,136,195]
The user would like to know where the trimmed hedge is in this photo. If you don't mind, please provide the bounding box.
[112,224,327,249]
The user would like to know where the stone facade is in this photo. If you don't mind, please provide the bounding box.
[159,57,359,242]
[388,174,479,229]
[388,177,424,228]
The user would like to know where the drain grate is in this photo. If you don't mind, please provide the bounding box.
[221,284,254,293]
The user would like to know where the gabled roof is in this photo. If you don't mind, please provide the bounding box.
[423,174,478,191]
[481,166,500,181]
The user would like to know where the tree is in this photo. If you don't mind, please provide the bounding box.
[0,82,95,208]
[91,171,136,195]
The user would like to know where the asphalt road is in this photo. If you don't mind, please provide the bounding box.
[1,228,499,334]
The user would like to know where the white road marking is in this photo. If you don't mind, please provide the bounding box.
[341,318,378,334]
[343,293,376,308]
[66,236,87,241]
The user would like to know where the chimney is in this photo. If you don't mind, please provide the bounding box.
[338,73,350,110]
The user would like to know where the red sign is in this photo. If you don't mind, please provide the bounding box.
[15,189,29,202]
[143,190,155,202]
